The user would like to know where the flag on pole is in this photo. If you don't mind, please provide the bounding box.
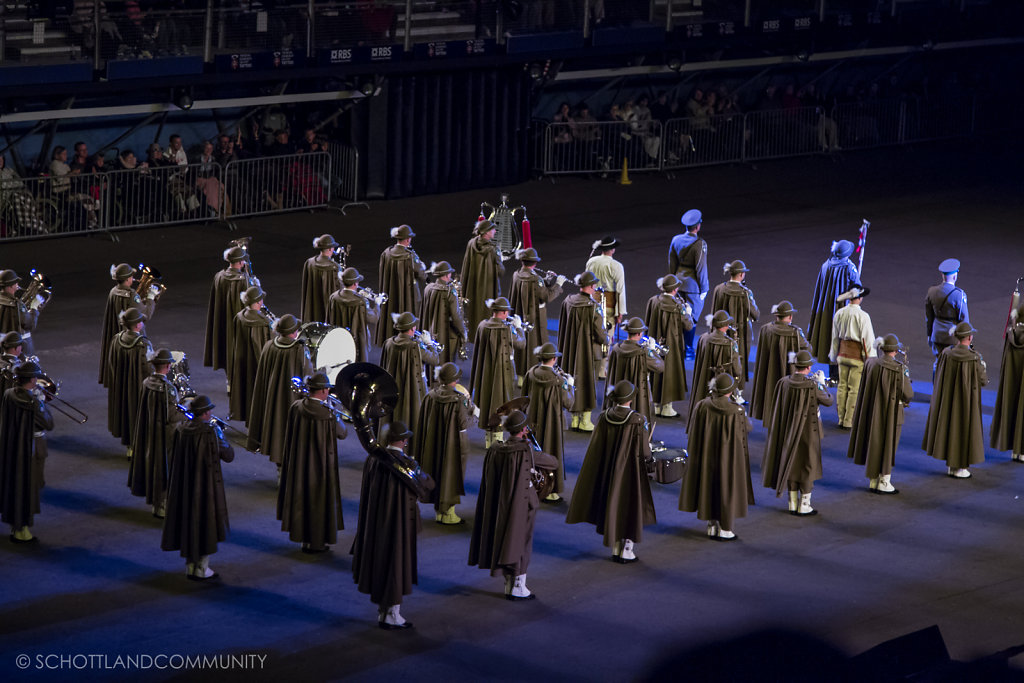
[856,219,870,275]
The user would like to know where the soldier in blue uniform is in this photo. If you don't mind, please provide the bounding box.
[925,258,969,366]
[668,209,708,359]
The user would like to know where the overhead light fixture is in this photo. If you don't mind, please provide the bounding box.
[921,39,935,51]
[667,56,684,72]
[796,50,811,62]
[528,62,545,80]
[359,79,377,97]
[173,87,193,110]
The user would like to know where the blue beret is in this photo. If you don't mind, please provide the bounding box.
[938,258,960,274]
[681,209,702,227]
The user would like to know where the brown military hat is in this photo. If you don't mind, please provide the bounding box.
[223,246,247,262]
[392,311,419,331]
[710,310,734,329]
[313,234,339,250]
[273,314,301,336]
[148,348,174,366]
[609,379,636,404]
[15,360,43,380]
[119,307,147,327]
[110,263,135,282]
[473,219,496,236]
[2,331,24,349]
[487,297,512,312]
[241,285,265,305]
[429,261,455,276]
[435,362,462,385]
[341,267,364,285]
[383,420,414,443]
[503,409,529,434]
[189,394,215,415]
[624,317,647,334]
[791,349,815,368]
[390,224,415,240]
[723,260,749,276]
[516,247,541,263]
[575,271,600,288]
[954,321,976,339]
[534,342,561,359]
[878,334,903,352]
[0,269,20,287]
[306,371,331,390]
[710,372,736,396]
[772,300,797,317]
[658,274,681,292]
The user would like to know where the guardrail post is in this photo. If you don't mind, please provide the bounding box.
[666,0,674,32]
[203,0,214,63]
[306,0,315,58]
[403,0,413,52]
[744,0,752,27]
[583,0,592,39]
[897,100,906,144]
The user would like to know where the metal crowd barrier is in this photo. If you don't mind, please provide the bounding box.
[536,95,982,177]
[222,151,332,220]
[102,162,223,231]
[542,120,664,176]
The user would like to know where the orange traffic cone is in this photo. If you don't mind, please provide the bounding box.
[618,158,632,185]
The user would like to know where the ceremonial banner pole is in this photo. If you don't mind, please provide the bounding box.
[856,219,870,275]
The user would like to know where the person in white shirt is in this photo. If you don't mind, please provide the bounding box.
[167,134,188,166]
[586,236,626,378]
[829,284,876,429]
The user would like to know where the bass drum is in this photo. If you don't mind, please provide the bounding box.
[315,327,356,384]
[299,321,334,349]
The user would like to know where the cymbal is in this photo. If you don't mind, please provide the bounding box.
[486,396,530,431]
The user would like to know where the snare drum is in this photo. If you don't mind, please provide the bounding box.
[651,448,687,484]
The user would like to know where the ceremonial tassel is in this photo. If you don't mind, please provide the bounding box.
[521,214,532,248]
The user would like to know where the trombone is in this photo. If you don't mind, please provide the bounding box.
[173,402,253,447]
[2,362,89,424]
[290,376,350,421]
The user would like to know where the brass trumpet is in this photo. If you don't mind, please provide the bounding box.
[638,335,669,358]
[413,330,444,355]
[18,269,53,311]
[290,376,349,420]
[133,264,166,301]
[503,314,534,335]
[356,286,387,306]
[535,268,569,287]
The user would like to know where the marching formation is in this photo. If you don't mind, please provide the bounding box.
[1,209,1022,632]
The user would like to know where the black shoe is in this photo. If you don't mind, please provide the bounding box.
[506,593,537,601]
[540,496,562,505]
[711,534,738,542]
[795,509,819,517]
[871,487,899,495]
[187,571,220,582]
[301,545,330,554]
[612,555,638,564]
[378,620,415,630]
[435,518,466,526]
[9,534,39,544]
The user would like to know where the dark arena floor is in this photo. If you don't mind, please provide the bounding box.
[3,139,1024,682]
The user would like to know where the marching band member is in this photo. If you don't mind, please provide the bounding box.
[106,307,153,454]
[748,301,811,424]
[991,304,1024,462]
[381,311,440,447]
[645,274,694,419]
[523,342,575,503]
[0,331,27,394]
[376,224,428,345]
[688,310,743,430]
[301,234,342,323]
[203,246,248,373]
[470,297,525,447]
[0,361,54,544]
[469,409,556,600]
[668,209,708,359]
[0,269,40,356]
[161,394,234,581]
[761,350,833,516]
[247,314,313,479]
[711,260,759,385]
[420,261,468,368]
[604,317,663,427]
[847,334,913,493]
[680,373,753,541]
[807,239,859,382]
[460,219,505,333]
[277,371,347,553]
[923,322,987,479]
[127,348,184,518]
[328,267,381,364]
[510,248,564,383]
[414,363,476,525]
[229,285,273,423]
[558,271,608,432]
[567,380,655,564]
[100,264,156,386]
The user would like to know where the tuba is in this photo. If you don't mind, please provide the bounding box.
[18,269,53,311]
[336,363,434,501]
[133,264,166,301]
